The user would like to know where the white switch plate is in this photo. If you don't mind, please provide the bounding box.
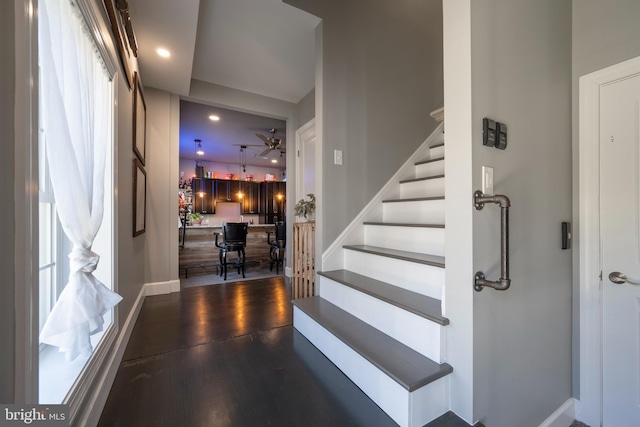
[334,149,343,165]
[482,166,494,195]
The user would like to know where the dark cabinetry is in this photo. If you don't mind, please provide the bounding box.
[191,179,285,221]
[191,178,214,214]
[215,180,259,214]
[262,182,286,224]
[242,182,260,214]
[215,179,240,202]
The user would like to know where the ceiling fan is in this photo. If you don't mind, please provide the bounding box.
[255,128,286,157]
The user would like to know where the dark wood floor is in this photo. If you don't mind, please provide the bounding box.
[98,277,398,427]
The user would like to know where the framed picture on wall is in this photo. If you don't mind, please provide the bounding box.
[133,72,147,164]
[103,0,134,89]
[133,158,146,237]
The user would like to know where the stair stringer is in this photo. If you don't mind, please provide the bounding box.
[322,122,445,272]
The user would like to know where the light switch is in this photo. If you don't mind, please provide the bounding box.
[334,149,343,165]
[482,166,494,195]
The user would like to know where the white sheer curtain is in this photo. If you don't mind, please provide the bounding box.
[39,0,122,361]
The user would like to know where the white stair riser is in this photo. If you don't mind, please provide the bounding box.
[383,199,445,224]
[400,178,445,199]
[294,307,448,427]
[364,226,445,256]
[344,250,444,300]
[409,377,449,427]
[319,277,444,362]
[415,160,445,178]
[429,145,444,158]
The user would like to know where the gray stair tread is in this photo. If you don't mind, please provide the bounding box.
[382,196,444,203]
[363,221,444,229]
[400,174,445,184]
[343,244,445,268]
[424,411,485,427]
[318,269,449,325]
[415,156,444,166]
[292,296,453,391]
[430,142,445,149]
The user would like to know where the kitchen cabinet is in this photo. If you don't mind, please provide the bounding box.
[215,179,231,201]
[261,181,286,223]
[215,179,243,203]
[242,181,260,214]
[192,178,214,214]
[214,179,261,214]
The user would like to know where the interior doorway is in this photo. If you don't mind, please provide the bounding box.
[177,102,288,288]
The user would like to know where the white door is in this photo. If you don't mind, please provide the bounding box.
[601,73,640,426]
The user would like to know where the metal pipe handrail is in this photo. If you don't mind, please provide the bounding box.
[473,190,511,291]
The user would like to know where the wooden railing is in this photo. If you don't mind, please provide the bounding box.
[292,222,315,299]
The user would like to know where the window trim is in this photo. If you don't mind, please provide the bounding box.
[15,0,41,404]
[27,0,121,421]
[51,0,121,421]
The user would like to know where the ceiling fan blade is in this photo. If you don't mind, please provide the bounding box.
[255,133,271,144]
[258,147,274,157]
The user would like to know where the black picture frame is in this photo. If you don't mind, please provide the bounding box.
[133,158,146,237]
[133,72,147,164]
[103,0,134,89]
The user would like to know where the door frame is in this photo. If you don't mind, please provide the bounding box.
[578,55,640,426]
[294,117,316,205]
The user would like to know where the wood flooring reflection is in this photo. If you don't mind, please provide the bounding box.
[98,277,397,427]
[121,277,291,361]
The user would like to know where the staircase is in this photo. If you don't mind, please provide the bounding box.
[292,123,457,427]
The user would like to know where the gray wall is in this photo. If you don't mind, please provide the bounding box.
[0,0,15,404]
[470,0,572,425]
[287,0,444,249]
[295,88,315,127]
[571,0,640,397]
[144,88,180,286]
[115,70,146,324]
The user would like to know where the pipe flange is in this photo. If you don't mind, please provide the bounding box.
[474,271,485,292]
[474,190,485,210]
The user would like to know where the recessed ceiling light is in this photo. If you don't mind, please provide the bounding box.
[209,115,220,122]
[271,159,278,163]
[156,48,171,58]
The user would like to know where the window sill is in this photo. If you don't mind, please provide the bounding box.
[39,330,105,404]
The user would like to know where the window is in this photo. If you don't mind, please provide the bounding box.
[38,0,117,405]
[38,131,60,336]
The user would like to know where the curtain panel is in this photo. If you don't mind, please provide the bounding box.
[38,0,122,361]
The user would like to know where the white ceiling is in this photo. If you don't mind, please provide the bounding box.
[127,0,320,168]
[179,101,286,168]
[128,0,200,96]
[193,0,319,103]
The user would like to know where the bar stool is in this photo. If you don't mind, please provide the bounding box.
[267,221,286,274]
[214,222,248,280]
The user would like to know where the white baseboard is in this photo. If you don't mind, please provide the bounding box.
[285,266,292,277]
[538,398,576,427]
[75,284,147,427]
[145,279,181,295]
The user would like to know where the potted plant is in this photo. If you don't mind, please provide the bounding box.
[188,212,203,225]
[294,193,316,221]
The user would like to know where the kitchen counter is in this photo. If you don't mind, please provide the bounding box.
[179,224,277,278]
[184,223,274,229]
